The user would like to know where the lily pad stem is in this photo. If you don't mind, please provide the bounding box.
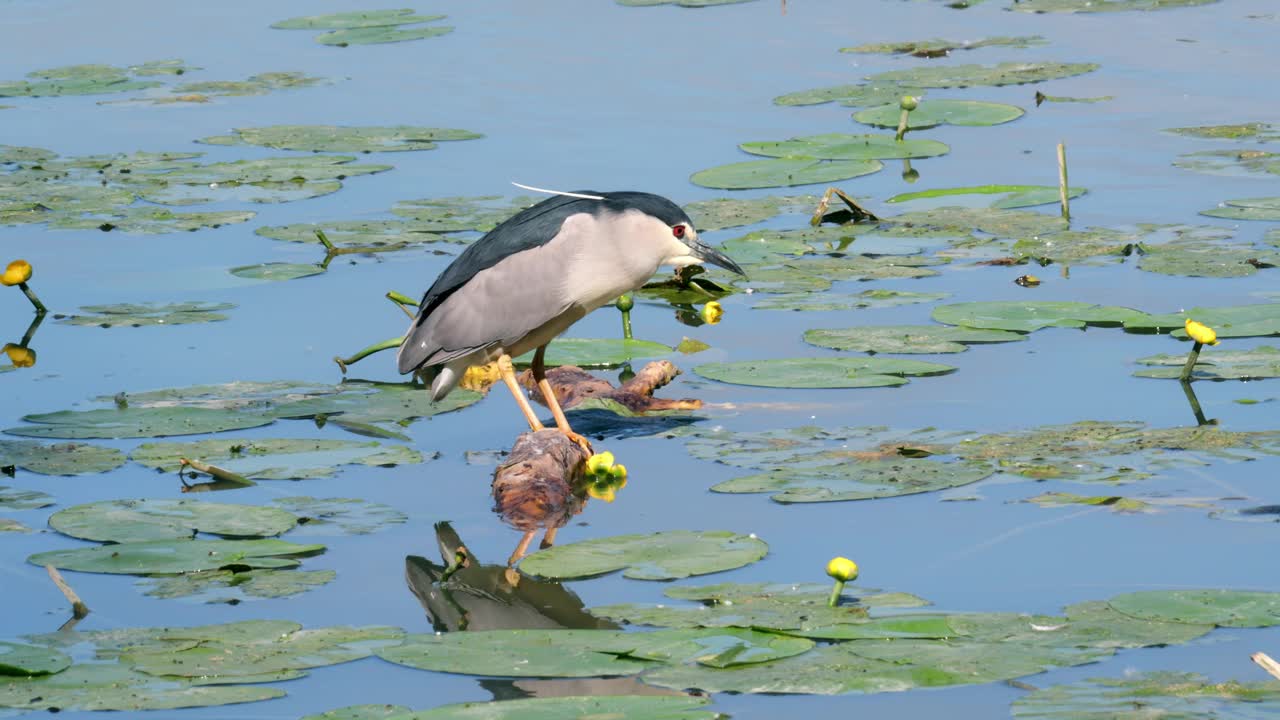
[1180,341,1203,382]
[334,335,405,374]
[18,282,46,314]
[1057,142,1070,221]
[314,229,337,253]
[827,579,845,607]
[896,110,910,142]
[387,290,418,308]
[45,565,90,620]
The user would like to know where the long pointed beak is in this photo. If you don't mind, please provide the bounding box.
[692,241,746,276]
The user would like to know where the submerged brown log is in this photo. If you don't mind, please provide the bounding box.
[519,360,702,414]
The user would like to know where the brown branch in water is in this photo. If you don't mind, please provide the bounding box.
[519,360,702,414]
[492,430,592,565]
[1253,652,1280,681]
[45,565,89,620]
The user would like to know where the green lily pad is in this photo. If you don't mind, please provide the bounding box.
[1022,492,1155,513]
[48,499,298,543]
[265,380,483,434]
[855,100,1024,129]
[139,568,337,602]
[256,220,457,249]
[1054,600,1215,648]
[713,458,994,503]
[864,62,1099,89]
[316,24,454,46]
[933,301,1148,332]
[1015,0,1220,12]
[684,195,815,231]
[130,438,424,480]
[1135,346,1280,380]
[0,63,163,98]
[51,208,258,234]
[0,664,285,711]
[200,125,481,153]
[107,72,332,105]
[128,155,391,205]
[124,625,402,678]
[775,83,926,109]
[390,196,532,232]
[376,629,651,677]
[804,325,1025,353]
[694,357,955,388]
[58,301,235,328]
[1138,235,1280,278]
[740,134,949,161]
[1167,122,1279,141]
[272,10,454,45]
[271,497,408,535]
[618,0,757,5]
[755,289,950,312]
[1123,303,1280,338]
[0,440,125,475]
[29,538,325,575]
[1174,149,1280,178]
[229,262,326,282]
[690,157,883,190]
[519,530,768,580]
[842,36,1046,55]
[1108,590,1280,628]
[313,696,719,720]
[883,205,1069,238]
[0,486,54,510]
[0,642,71,677]
[624,628,814,668]
[1200,196,1280,221]
[1012,671,1280,718]
[513,338,671,368]
[887,184,1085,209]
[6,407,274,439]
[0,518,31,533]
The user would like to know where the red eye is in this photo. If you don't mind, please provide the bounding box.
[672,225,686,239]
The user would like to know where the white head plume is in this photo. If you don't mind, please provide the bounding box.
[510,182,605,201]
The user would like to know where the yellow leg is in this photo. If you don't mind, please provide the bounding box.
[497,354,544,432]
[508,530,535,567]
[533,345,592,453]
[540,526,559,550]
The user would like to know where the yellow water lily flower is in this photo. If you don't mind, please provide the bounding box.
[3,343,35,368]
[2,259,31,287]
[1185,318,1219,346]
[586,451,616,477]
[588,483,618,503]
[700,301,724,325]
[826,556,859,582]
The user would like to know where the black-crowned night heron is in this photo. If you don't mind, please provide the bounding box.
[397,189,745,449]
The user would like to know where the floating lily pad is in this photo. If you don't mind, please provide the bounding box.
[513,338,671,368]
[229,262,326,282]
[887,184,1085,209]
[740,134,949,161]
[0,440,125,475]
[200,125,481,153]
[1012,671,1280,718]
[618,0,757,5]
[58,301,235,328]
[865,62,1099,89]
[315,696,719,720]
[0,664,285,711]
[139,568,337,602]
[755,289,950,312]
[625,628,813,668]
[265,380,483,435]
[390,196,532,232]
[1015,0,1220,12]
[0,642,71,677]
[1136,346,1280,380]
[376,629,650,677]
[1167,122,1279,141]
[124,625,402,678]
[1174,149,1280,178]
[694,357,955,388]
[842,36,1046,56]
[48,499,298,543]
[131,438,424,480]
[0,63,163,98]
[520,530,768,580]
[1138,235,1279,278]
[256,220,456,249]
[108,72,332,105]
[1022,492,1155,513]
[933,301,1148,332]
[29,538,325,575]
[684,195,814,231]
[804,325,1025,354]
[774,83,924,109]
[6,407,275,439]
[1200,196,1280,221]
[52,208,258,234]
[713,458,994,503]
[272,497,408,535]
[855,100,1024,129]
[0,486,54,510]
[272,10,454,45]
[0,519,30,533]
[317,24,454,46]
[883,206,1069,238]
[691,157,883,190]
[1108,590,1280,628]
[1124,303,1280,338]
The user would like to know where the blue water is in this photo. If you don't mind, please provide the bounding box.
[3,0,1280,717]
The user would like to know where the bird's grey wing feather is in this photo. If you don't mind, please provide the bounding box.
[397,238,576,372]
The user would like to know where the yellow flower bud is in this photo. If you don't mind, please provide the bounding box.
[588,483,617,503]
[585,451,616,477]
[611,463,627,483]
[900,95,919,111]
[826,556,858,582]
[1184,318,1219,346]
[2,259,31,287]
[3,343,35,368]
[700,301,724,325]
